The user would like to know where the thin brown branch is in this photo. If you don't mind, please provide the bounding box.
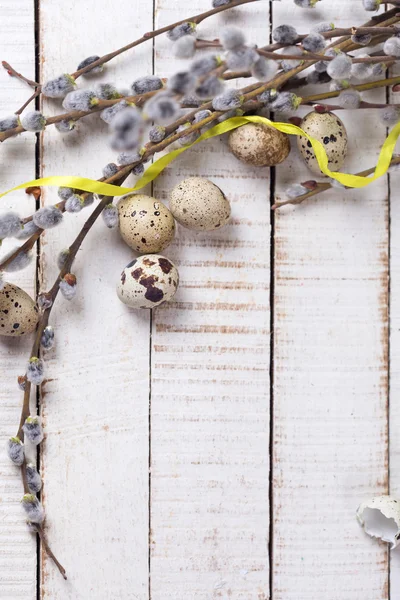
[2,61,39,88]
[71,0,258,79]
[272,157,400,210]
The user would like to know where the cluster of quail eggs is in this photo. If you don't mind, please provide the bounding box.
[117,113,348,310]
[116,176,231,309]
[227,111,348,175]
[0,115,349,323]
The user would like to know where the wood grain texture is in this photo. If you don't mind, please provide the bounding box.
[151,2,271,598]
[271,3,389,599]
[0,1,37,598]
[389,65,400,600]
[38,1,153,597]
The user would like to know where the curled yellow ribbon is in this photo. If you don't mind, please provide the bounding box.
[1,114,399,199]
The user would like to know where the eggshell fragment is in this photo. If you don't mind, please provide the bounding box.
[116,254,179,309]
[169,177,231,231]
[117,194,175,254]
[297,111,348,176]
[228,122,290,167]
[356,495,400,549]
[0,283,38,336]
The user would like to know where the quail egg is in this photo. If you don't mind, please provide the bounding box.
[0,283,38,336]
[297,111,348,175]
[117,194,175,254]
[169,177,230,231]
[228,122,291,167]
[116,254,179,309]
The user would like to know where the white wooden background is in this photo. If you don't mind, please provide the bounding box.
[0,0,397,598]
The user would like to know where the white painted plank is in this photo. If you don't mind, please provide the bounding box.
[0,1,37,598]
[151,2,271,598]
[272,2,389,599]
[39,0,153,597]
[389,65,400,600]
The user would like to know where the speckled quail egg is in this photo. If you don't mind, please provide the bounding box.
[117,194,175,254]
[357,495,400,549]
[0,283,38,336]
[116,254,179,309]
[228,123,291,167]
[297,111,348,176]
[169,177,231,231]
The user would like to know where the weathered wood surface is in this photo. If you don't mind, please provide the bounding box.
[0,0,398,599]
[0,1,37,598]
[272,2,390,598]
[151,2,270,598]
[38,0,153,598]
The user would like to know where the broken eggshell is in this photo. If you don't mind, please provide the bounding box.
[356,495,400,549]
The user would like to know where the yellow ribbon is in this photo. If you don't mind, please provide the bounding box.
[1,114,399,199]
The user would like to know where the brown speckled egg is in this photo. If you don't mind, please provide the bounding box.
[0,283,38,336]
[297,111,348,175]
[117,194,175,254]
[228,123,290,167]
[117,255,179,309]
[169,177,230,231]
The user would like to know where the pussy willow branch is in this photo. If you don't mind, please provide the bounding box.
[16,174,126,578]
[2,4,399,143]
[271,156,400,210]
[2,69,399,276]
[2,6,399,274]
[2,0,259,116]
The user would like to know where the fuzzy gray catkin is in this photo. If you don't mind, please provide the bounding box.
[302,32,325,53]
[26,357,45,386]
[60,274,77,301]
[176,123,200,147]
[57,248,70,270]
[144,92,181,125]
[100,100,129,124]
[173,36,196,59]
[21,494,45,524]
[251,58,278,82]
[33,206,63,229]
[55,119,76,133]
[102,163,119,178]
[226,46,259,70]
[41,325,55,350]
[384,37,400,57]
[131,76,163,95]
[65,195,84,213]
[77,55,104,75]
[191,55,220,77]
[272,24,298,45]
[37,293,53,311]
[23,416,44,445]
[7,437,24,466]
[167,72,196,95]
[149,125,166,143]
[62,90,99,111]
[0,212,22,239]
[337,89,361,109]
[195,76,224,99]
[102,204,119,229]
[212,89,243,111]
[42,74,76,98]
[0,115,19,132]
[20,111,46,132]
[167,22,196,41]
[220,27,245,50]
[285,183,308,199]
[109,107,144,151]
[26,464,42,494]
[2,249,32,272]
[327,54,352,80]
